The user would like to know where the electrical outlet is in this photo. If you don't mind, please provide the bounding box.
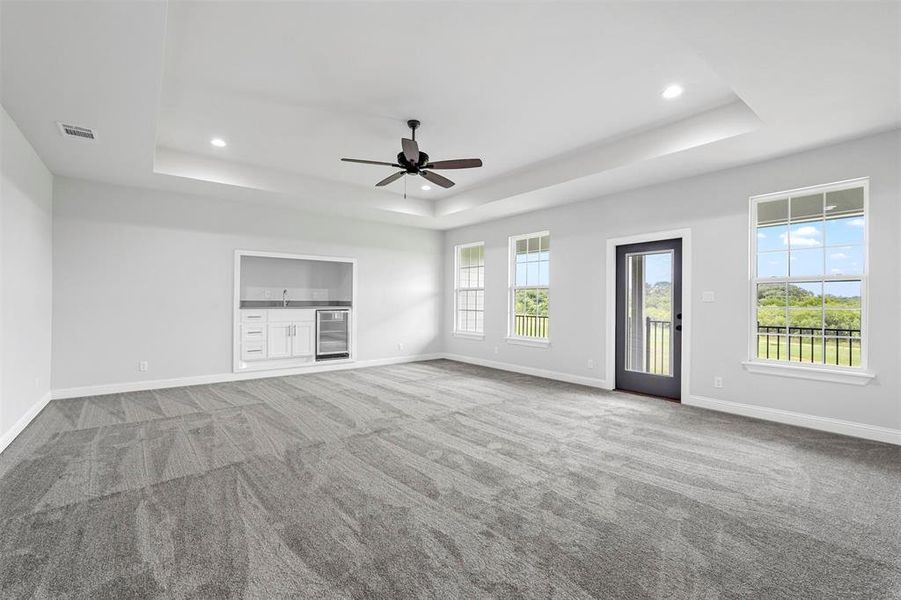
[493,346,499,355]
[587,359,595,369]
[34,377,41,389]
[702,291,716,303]
[139,361,149,372]
[264,289,272,299]
[714,376,723,389]
[397,342,405,351]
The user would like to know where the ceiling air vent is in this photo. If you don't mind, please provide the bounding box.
[57,122,96,141]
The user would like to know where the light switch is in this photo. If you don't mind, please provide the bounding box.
[702,291,716,303]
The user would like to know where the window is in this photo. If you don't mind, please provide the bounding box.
[751,179,867,369]
[454,242,484,336]
[509,232,550,341]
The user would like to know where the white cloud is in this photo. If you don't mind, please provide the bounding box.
[757,232,766,239]
[830,252,847,259]
[849,218,865,227]
[783,225,822,247]
[794,226,819,236]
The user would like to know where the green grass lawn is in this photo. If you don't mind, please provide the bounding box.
[757,335,861,367]
[514,316,548,339]
[642,332,861,373]
[645,329,671,375]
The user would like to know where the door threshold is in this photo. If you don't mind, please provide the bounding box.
[614,388,681,404]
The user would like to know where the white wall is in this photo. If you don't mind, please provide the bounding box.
[52,177,442,390]
[0,105,53,448]
[240,255,353,302]
[444,130,901,432]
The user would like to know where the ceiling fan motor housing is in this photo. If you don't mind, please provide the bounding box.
[397,151,429,173]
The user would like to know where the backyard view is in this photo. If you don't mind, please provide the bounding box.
[513,233,549,338]
[757,281,861,366]
[641,281,673,375]
[625,252,673,376]
[514,290,549,337]
[753,186,864,368]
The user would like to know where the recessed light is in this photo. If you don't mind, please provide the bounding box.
[662,84,684,99]
[421,185,431,191]
[210,137,227,148]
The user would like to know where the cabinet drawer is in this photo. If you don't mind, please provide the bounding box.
[241,341,267,361]
[241,324,267,341]
[268,309,315,323]
[241,309,267,323]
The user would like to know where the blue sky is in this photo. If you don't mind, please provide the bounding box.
[757,216,864,277]
[644,252,672,285]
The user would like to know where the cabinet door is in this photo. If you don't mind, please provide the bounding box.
[267,323,292,359]
[291,322,314,357]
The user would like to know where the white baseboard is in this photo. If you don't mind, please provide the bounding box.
[442,353,612,390]
[0,391,52,454]
[685,394,901,445]
[50,353,444,400]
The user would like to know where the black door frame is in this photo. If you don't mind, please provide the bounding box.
[614,238,683,401]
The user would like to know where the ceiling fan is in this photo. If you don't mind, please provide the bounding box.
[341,119,482,189]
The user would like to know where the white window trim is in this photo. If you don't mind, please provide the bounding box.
[453,241,485,338]
[507,230,550,346]
[747,177,873,384]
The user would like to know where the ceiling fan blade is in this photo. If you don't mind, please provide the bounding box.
[341,158,401,167]
[375,171,406,187]
[420,170,455,188]
[425,159,483,170]
[401,138,420,163]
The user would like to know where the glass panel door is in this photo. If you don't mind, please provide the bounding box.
[615,239,682,400]
[624,250,674,376]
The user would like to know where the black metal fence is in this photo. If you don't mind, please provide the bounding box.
[646,318,671,375]
[514,314,549,338]
[757,324,861,366]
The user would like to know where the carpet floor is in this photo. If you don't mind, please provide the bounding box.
[0,359,898,599]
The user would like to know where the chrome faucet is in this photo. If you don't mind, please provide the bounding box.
[282,289,289,308]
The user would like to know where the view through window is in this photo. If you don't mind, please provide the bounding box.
[753,180,866,368]
[510,232,549,339]
[455,243,484,335]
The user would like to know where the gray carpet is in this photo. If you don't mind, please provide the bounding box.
[0,360,898,599]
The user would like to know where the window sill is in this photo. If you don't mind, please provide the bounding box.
[741,360,874,386]
[505,336,551,348]
[453,332,485,341]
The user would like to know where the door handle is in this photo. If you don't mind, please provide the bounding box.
[675,325,682,331]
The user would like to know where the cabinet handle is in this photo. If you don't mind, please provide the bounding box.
[246,349,262,353]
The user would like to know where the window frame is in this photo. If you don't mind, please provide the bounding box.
[453,241,485,339]
[507,230,551,347]
[747,177,870,377]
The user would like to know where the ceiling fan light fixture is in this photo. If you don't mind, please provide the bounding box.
[340,119,482,189]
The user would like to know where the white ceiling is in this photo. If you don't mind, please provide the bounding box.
[2,1,899,229]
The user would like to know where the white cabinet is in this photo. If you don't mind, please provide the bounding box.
[292,322,314,356]
[266,323,293,359]
[238,309,315,367]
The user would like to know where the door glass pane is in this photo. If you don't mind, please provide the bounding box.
[624,251,673,376]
